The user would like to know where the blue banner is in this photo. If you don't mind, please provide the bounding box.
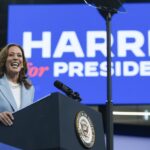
[8,3,150,104]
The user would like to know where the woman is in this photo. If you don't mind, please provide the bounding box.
[0,43,34,126]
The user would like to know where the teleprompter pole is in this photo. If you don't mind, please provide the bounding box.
[83,1,125,150]
[105,10,113,150]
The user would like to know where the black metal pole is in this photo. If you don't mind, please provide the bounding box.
[106,12,113,150]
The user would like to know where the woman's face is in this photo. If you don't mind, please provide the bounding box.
[5,46,23,76]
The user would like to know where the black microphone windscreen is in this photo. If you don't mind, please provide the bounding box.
[54,80,63,89]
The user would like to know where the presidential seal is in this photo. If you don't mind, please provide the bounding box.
[75,111,95,148]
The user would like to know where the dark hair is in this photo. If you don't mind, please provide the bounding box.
[0,43,32,89]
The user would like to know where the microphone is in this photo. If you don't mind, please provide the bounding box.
[54,80,81,102]
[54,80,73,96]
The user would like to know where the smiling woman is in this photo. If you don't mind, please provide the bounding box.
[0,43,35,126]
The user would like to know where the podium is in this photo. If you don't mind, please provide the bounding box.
[0,92,105,150]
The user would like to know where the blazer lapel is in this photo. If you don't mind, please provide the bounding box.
[20,84,28,109]
[0,75,18,112]
[21,83,34,109]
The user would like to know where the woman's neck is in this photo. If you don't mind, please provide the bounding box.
[6,73,19,83]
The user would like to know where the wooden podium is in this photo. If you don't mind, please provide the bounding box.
[0,92,105,150]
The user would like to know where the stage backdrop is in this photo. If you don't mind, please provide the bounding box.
[8,3,150,104]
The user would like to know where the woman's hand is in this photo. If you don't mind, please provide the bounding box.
[0,112,14,126]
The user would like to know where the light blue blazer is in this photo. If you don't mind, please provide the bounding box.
[0,75,34,113]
